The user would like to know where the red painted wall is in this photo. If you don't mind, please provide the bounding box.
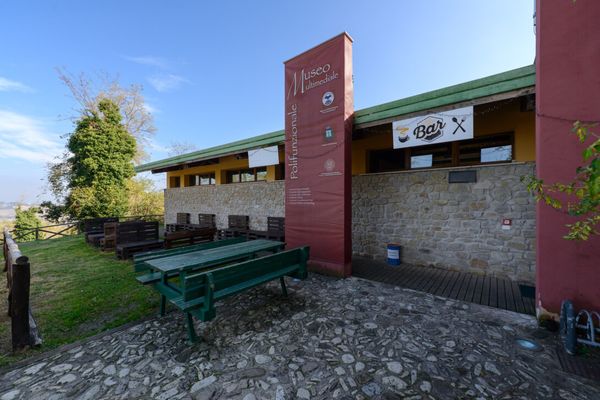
[284,34,354,277]
[536,0,600,315]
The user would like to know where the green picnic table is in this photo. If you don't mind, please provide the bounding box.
[136,238,309,343]
[142,239,285,314]
[145,239,284,272]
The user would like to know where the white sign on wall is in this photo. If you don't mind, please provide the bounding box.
[248,145,280,168]
[392,106,474,149]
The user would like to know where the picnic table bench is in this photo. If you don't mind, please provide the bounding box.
[115,221,163,259]
[174,246,309,342]
[137,239,287,332]
[164,227,216,249]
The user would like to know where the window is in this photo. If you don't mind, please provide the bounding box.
[481,146,512,163]
[226,167,267,183]
[411,154,433,169]
[368,149,406,173]
[184,173,215,186]
[256,168,268,181]
[169,176,181,188]
[367,132,514,173]
[199,174,216,185]
[185,175,196,186]
[458,133,513,165]
[409,143,453,169]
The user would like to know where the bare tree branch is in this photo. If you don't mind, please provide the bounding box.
[55,67,156,163]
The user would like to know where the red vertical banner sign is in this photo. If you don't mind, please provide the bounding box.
[284,33,353,277]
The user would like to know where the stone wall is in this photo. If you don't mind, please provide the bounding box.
[352,163,536,283]
[164,181,284,230]
[164,163,536,283]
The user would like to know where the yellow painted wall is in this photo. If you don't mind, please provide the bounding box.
[352,132,392,175]
[165,99,535,186]
[474,99,535,162]
[351,99,536,175]
[166,150,285,188]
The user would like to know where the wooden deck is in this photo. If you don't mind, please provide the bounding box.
[352,256,536,315]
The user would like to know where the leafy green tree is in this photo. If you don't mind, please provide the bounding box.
[523,122,599,240]
[14,206,44,242]
[63,99,136,219]
[44,71,156,222]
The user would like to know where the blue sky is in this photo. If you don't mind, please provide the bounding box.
[0,0,535,203]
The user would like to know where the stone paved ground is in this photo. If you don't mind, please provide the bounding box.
[0,275,599,400]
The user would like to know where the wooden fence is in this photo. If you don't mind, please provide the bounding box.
[3,228,42,350]
[0,214,164,245]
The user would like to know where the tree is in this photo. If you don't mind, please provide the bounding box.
[523,122,599,240]
[14,206,44,242]
[62,99,136,219]
[127,178,164,218]
[56,68,155,162]
[45,70,156,220]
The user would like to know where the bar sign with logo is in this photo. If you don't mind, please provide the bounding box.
[392,106,474,149]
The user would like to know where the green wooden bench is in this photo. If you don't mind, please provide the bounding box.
[170,246,309,343]
[134,237,246,273]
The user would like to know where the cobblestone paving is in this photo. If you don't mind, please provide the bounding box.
[1,275,599,399]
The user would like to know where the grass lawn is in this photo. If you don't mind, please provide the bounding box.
[0,235,158,366]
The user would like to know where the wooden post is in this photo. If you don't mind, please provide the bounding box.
[3,227,42,350]
[11,256,31,350]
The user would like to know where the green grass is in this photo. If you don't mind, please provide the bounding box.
[0,235,158,366]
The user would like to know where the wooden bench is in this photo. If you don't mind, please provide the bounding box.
[115,221,164,259]
[100,222,118,251]
[171,246,309,343]
[166,213,193,233]
[83,217,118,245]
[197,213,216,229]
[134,237,246,273]
[164,228,216,249]
[217,215,249,240]
[177,213,191,224]
[247,217,285,241]
[166,223,212,233]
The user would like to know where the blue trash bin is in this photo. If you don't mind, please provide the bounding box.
[387,244,401,266]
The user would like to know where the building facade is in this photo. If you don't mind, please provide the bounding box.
[137,65,537,283]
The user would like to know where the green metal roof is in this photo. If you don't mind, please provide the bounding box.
[136,129,285,173]
[354,64,535,127]
[136,64,535,173]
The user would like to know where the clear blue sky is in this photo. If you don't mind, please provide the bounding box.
[0,0,535,203]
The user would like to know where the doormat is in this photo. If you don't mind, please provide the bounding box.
[556,346,600,381]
